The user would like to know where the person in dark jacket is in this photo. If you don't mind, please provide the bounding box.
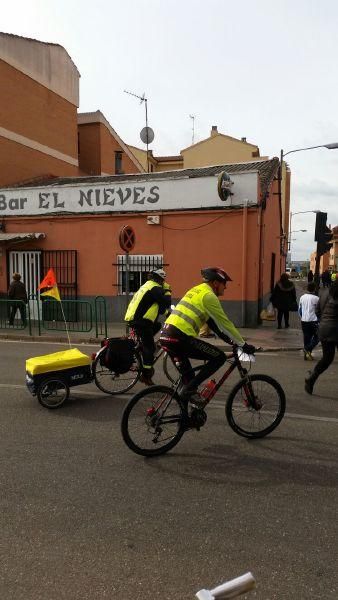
[8,273,28,326]
[305,281,338,394]
[270,273,297,329]
[307,269,314,283]
[321,270,331,288]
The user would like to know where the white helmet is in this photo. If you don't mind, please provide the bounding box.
[151,268,167,280]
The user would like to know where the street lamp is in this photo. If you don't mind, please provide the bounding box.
[287,210,320,262]
[279,143,338,260]
[281,143,338,163]
[289,210,320,251]
[288,229,307,251]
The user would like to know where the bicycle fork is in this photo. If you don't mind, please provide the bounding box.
[240,370,262,411]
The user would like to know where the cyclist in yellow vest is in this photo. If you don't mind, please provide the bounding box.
[160,267,255,404]
[125,269,171,385]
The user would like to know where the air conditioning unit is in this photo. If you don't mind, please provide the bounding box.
[147,215,160,225]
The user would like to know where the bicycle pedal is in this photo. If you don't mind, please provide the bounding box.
[189,408,207,430]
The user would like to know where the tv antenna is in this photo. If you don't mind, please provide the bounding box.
[124,89,154,172]
[189,114,196,145]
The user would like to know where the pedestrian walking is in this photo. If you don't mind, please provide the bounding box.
[321,270,330,288]
[305,281,338,394]
[8,273,28,326]
[299,282,319,360]
[270,273,297,329]
[307,269,314,283]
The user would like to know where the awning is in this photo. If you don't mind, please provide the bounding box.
[0,232,46,243]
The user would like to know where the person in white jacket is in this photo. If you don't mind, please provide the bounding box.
[299,282,319,361]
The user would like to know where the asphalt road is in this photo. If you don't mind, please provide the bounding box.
[0,340,337,600]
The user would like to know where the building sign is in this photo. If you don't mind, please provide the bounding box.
[0,172,258,216]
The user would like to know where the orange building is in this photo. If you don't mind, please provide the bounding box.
[0,32,285,326]
[0,159,282,326]
[0,33,143,187]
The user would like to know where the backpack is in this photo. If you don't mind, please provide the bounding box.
[101,337,136,374]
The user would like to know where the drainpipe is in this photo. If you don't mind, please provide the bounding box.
[241,201,248,327]
[257,201,265,323]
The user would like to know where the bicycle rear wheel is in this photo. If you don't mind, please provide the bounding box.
[93,351,141,395]
[121,385,186,456]
[226,374,285,439]
[162,352,180,384]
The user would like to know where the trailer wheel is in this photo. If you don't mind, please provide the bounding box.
[37,377,69,409]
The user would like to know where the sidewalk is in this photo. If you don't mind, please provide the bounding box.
[0,322,303,352]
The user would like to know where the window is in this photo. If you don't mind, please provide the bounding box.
[117,254,165,294]
[115,151,123,174]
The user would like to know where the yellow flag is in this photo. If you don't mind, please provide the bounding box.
[41,285,61,302]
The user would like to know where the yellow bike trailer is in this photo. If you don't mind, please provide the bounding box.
[26,348,92,409]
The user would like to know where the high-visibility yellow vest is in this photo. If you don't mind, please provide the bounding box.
[163,281,171,296]
[163,281,171,316]
[166,282,210,336]
[331,272,337,282]
[125,280,162,322]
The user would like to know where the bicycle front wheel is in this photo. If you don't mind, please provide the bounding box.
[93,351,141,395]
[121,385,186,456]
[226,374,286,439]
[162,352,180,384]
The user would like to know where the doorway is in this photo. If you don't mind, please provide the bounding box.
[9,250,41,317]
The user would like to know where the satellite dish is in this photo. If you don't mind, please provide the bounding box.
[217,171,234,201]
[140,126,154,144]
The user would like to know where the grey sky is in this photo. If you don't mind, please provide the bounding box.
[3,0,338,260]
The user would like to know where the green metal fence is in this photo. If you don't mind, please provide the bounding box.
[0,299,32,334]
[0,296,107,337]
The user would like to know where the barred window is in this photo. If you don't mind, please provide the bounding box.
[117,254,164,294]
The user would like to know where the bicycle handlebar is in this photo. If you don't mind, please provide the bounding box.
[196,571,256,599]
[231,345,262,355]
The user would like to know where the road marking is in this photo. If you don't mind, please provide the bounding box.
[1,383,338,422]
[206,400,338,423]
[0,383,102,397]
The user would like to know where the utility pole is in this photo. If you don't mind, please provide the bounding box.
[189,114,196,145]
[124,89,151,172]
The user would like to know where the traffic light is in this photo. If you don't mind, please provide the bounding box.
[317,226,333,256]
[315,211,333,256]
[315,211,327,241]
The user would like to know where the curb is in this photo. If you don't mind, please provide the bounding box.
[0,333,303,353]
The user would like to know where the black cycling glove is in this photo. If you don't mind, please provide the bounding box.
[242,342,256,355]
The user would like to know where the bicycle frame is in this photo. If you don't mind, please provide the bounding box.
[129,328,165,364]
[168,346,257,407]
[204,350,251,404]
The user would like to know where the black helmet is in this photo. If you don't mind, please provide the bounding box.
[201,267,232,283]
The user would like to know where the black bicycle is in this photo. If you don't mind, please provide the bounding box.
[92,329,178,395]
[121,345,286,456]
